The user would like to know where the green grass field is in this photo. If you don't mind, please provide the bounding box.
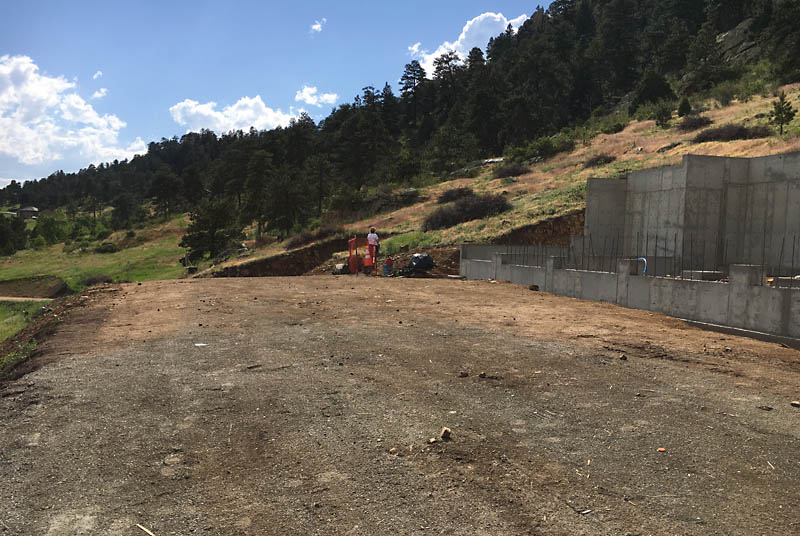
[0,237,186,291]
[0,215,188,292]
[0,300,50,342]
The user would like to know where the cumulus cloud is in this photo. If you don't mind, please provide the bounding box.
[0,55,143,166]
[92,70,103,80]
[294,85,337,108]
[408,11,528,75]
[91,87,108,99]
[310,17,327,33]
[169,95,296,133]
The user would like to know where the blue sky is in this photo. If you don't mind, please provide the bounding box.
[0,1,545,185]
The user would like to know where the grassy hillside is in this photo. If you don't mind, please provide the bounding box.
[3,86,799,282]
[345,85,800,247]
[0,215,188,291]
[198,85,800,275]
[0,300,50,342]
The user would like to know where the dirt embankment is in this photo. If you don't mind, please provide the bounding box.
[0,276,70,298]
[306,246,461,277]
[210,238,350,277]
[491,210,585,245]
[218,212,585,279]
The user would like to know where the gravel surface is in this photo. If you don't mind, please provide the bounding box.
[1,277,799,535]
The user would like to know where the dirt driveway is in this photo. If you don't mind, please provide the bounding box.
[1,277,799,535]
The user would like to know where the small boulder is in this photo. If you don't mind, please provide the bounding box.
[440,427,452,442]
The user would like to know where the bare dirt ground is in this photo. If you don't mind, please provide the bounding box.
[2,277,799,535]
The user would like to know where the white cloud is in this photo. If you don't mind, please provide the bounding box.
[294,85,338,108]
[310,17,327,33]
[91,87,108,99]
[0,55,143,166]
[92,70,103,80]
[169,95,296,133]
[408,12,528,75]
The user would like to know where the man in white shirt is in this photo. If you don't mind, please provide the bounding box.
[367,227,380,258]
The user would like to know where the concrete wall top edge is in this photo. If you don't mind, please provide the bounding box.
[587,177,628,185]
[750,150,800,162]
[684,153,752,163]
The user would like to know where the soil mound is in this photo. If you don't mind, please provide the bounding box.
[0,276,70,298]
[211,238,349,277]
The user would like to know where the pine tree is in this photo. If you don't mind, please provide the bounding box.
[180,197,244,260]
[678,97,692,117]
[769,91,796,135]
[400,60,426,126]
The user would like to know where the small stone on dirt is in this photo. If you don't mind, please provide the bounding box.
[791,401,800,408]
[440,427,452,442]
[427,437,437,444]
[479,372,487,379]
[657,447,666,453]
[619,354,628,361]
[459,371,469,378]
[757,405,773,411]
[528,284,540,291]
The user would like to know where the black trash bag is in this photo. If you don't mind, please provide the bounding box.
[408,254,435,271]
[332,263,350,275]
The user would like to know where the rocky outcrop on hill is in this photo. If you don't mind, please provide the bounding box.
[717,18,762,64]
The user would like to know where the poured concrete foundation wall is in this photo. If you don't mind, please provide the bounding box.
[723,152,800,269]
[584,152,800,273]
[461,246,800,339]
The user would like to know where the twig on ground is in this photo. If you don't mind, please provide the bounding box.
[136,524,157,536]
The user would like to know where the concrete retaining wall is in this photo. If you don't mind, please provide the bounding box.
[461,245,800,339]
[584,152,800,272]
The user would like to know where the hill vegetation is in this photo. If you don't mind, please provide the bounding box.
[0,0,799,267]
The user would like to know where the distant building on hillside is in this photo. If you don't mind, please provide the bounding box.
[18,206,39,219]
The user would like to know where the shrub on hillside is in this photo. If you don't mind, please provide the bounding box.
[677,115,713,132]
[423,194,511,231]
[94,242,119,254]
[438,187,475,204]
[493,164,529,179]
[584,154,616,168]
[30,235,46,250]
[505,133,574,164]
[654,101,674,128]
[359,186,421,217]
[693,124,771,143]
[711,81,737,107]
[629,71,677,115]
[601,121,627,135]
[633,100,676,122]
[678,97,692,117]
